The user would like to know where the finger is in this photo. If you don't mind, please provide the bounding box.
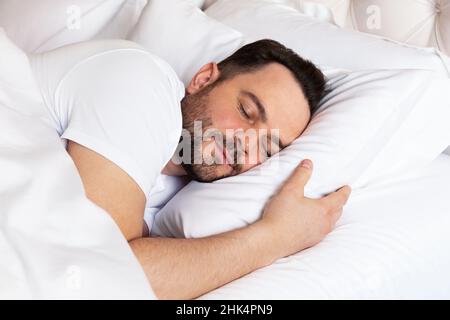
[320,185,352,212]
[283,159,314,195]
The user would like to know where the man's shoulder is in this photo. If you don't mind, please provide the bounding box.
[50,39,184,101]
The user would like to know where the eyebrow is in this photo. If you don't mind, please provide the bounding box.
[241,90,268,123]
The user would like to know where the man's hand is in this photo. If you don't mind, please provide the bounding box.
[260,159,351,259]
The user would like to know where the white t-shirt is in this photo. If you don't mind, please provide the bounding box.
[30,40,186,226]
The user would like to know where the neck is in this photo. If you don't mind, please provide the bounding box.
[162,159,187,177]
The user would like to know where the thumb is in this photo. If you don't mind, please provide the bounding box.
[283,159,313,195]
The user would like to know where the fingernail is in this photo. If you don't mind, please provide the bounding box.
[301,159,313,169]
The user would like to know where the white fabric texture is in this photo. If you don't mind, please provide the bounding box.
[202,0,450,57]
[0,0,147,53]
[128,0,245,86]
[0,28,154,299]
[30,39,184,198]
[201,154,450,299]
[206,0,450,77]
[152,68,450,238]
[298,0,450,57]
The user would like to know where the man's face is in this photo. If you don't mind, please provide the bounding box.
[179,62,311,182]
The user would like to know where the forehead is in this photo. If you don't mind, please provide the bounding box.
[226,63,311,144]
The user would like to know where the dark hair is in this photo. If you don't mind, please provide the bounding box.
[217,39,326,115]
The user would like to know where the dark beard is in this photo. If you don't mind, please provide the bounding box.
[181,139,243,183]
[179,85,243,182]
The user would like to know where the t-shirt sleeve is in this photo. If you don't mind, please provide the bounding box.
[58,49,183,197]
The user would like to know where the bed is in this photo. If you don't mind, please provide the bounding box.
[1,0,449,299]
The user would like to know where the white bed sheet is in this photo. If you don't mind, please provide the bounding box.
[202,154,450,299]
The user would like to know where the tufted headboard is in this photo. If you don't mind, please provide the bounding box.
[202,0,450,57]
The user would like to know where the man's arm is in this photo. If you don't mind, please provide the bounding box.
[68,141,351,299]
[130,221,276,299]
[67,141,146,241]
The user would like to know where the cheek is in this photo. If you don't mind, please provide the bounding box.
[210,108,245,131]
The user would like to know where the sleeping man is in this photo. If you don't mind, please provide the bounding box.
[30,38,351,299]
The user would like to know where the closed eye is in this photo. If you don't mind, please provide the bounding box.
[238,102,250,119]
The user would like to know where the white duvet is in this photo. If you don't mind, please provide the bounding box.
[203,154,450,299]
[0,29,153,299]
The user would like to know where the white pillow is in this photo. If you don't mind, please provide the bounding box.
[128,0,245,85]
[0,0,146,53]
[206,0,450,77]
[152,68,450,238]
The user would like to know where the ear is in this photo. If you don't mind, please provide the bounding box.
[186,63,220,95]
